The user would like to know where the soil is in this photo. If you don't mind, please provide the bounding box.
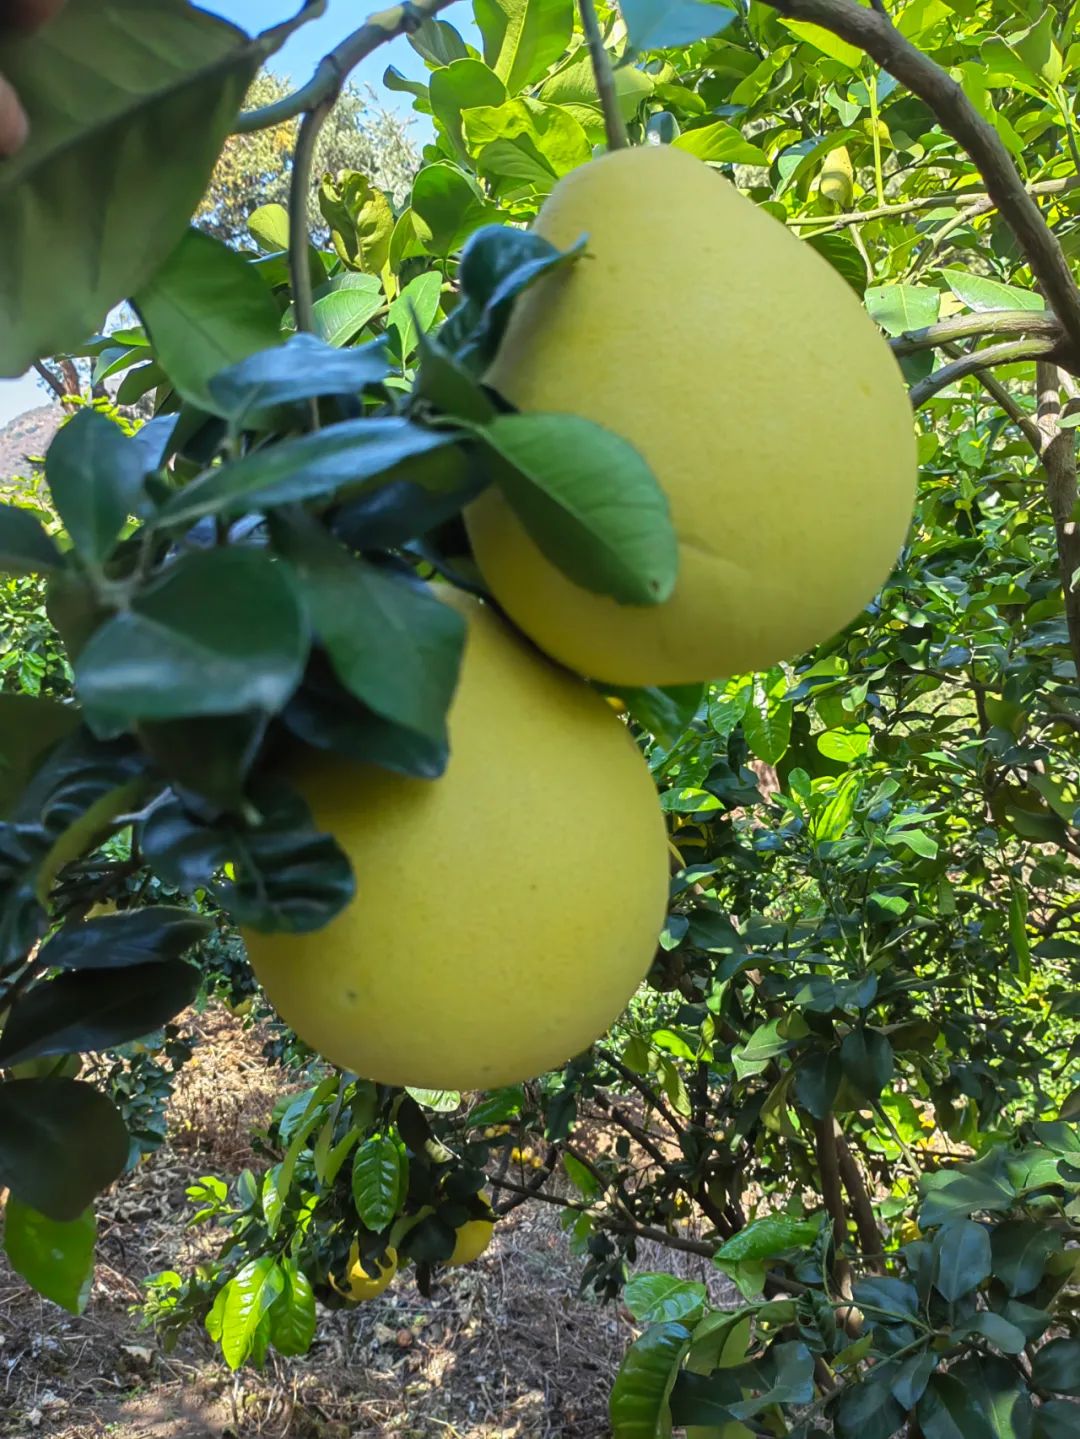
[0,1007,662,1439]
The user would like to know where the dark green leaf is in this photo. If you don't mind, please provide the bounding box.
[621,684,704,748]
[990,1220,1061,1297]
[957,1311,1028,1355]
[953,1356,1033,1439]
[892,1351,937,1410]
[0,960,200,1066]
[158,417,456,527]
[919,1374,996,1439]
[715,1214,822,1263]
[267,1259,316,1357]
[75,548,307,731]
[1035,1401,1080,1439]
[207,333,391,424]
[609,1320,692,1439]
[668,1368,742,1426]
[3,1199,96,1315]
[619,0,735,51]
[276,518,465,747]
[476,412,677,605]
[135,229,282,407]
[1031,1340,1080,1396]
[352,1133,409,1232]
[0,695,79,820]
[834,1368,907,1439]
[794,1050,842,1120]
[920,1154,1016,1228]
[0,1078,129,1221]
[44,411,146,567]
[852,1275,920,1323]
[840,1027,894,1102]
[933,1219,992,1302]
[40,907,212,971]
[0,0,264,375]
[0,504,62,576]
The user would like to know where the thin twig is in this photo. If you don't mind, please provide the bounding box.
[1037,361,1080,679]
[908,337,1058,408]
[763,0,1080,360]
[939,341,1043,452]
[289,97,333,336]
[789,176,1080,232]
[577,0,628,151]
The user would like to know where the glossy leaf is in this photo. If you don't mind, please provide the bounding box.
[0,0,264,375]
[220,1257,285,1371]
[609,1320,693,1439]
[0,694,79,819]
[1031,1339,1080,1396]
[40,907,212,971]
[933,1219,992,1302]
[268,1260,316,1357]
[0,503,62,576]
[352,1133,409,1232]
[3,1199,96,1315]
[619,0,735,51]
[0,1078,129,1221]
[75,548,307,731]
[477,411,677,605]
[44,411,146,567]
[206,333,391,424]
[474,0,573,94]
[624,1274,708,1325]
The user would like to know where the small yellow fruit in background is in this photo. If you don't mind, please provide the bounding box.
[448,1218,495,1266]
[331,1242,398,1302]
[244,594,668,1089]
[467,144,916,686]
[819,144,854,208]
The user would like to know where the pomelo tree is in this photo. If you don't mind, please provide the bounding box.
[3,0,1080,1433]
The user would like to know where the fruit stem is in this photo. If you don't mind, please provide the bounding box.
[578,0,629,152]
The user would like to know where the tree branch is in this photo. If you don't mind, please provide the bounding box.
[939,342,1043,452]
[762,0,1080,362]
[1037,361,1080,680]
[889,310,1062,356]
[577,0,628,151]
[790,176,1080,233]
[908,338,1058,408]
[834,1125,884,1269]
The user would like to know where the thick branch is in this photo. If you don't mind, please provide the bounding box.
[908,338,1058,408]
[834,1125,883,1269]
[1037,362,1080,679]
[890,310,1062,356]
[814,1116,848,1252]
[763,0,1080,361]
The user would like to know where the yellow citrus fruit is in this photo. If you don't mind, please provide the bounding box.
[819,144,854,208]
[244,594,668,1089]
[331,1242,398,1302]
[467,145,916,685]
[448,1218,495,1266]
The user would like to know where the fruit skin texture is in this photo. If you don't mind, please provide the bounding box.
[244,594,668,1090]
[448,1218,495,1266]
[819,144,854,208]
[331,1242,398,1302]
[466,144,916,686]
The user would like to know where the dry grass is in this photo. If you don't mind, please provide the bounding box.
[0,1007,652,1439]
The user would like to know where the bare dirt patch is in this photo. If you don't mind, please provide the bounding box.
[1,1007,640,1439]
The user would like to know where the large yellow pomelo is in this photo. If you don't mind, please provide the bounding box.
[448,1217,495,1266]
[244,594,667,1090]
[466,144,916,685]
[330,1242,397,1302]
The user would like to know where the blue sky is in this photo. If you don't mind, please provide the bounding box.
[1,0,478,425]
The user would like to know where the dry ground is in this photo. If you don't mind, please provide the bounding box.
[1,1007,715,1439]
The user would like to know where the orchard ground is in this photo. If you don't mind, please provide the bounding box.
[0,1005,736,1439]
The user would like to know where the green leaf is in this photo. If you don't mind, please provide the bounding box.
[388,271,444,365]
[732,1019,790,1078]
[957,1311,1028,1356]
[933,1219,992,1302]
[864,284,942,337]
[135,229,283,407]
[991,1220,1060,1297]
[40,907,211,972]
[408,17,470,66]
[840,1027,894,1102]
[817,725,871,762]
[919,1365,1032,1439]
[624,1274,707,1325]
[352,1134,409,1232]
[0,960,200,1067]
[310,275,385,349]
[220,1257,285,1371]
[1035,1402,1080,1439]
[44,411,146,567]
[940,270,1045,314]
[672,121,766,166]
[412,162,495,255]
[248,203,290,252]
[0,503,62,577]
[892,1351,938,1410]
[267,1260,316,1357]
[276,516,464,747]
[0,0,264,376]
[562,1151,602,1199]
[919,1154,1016,1229]
[0,695,79,820]
[207,333,391,425]
[1031,1339,1080,1396]
[75,548,306,732]
[3,1198,96,1315]
[430,57,507,155]
[619,0,735,51]
[621,684,704,748]
[834,1370,907,1439]
[609,1320,693,1439]
[0,1078,129,1221]
[1009,883,1031,983]
[473,0,573,94]
[464,99,591,193]
[476,412,677,606]
[405,1088,462,1112]
[715,1214,821,1264]
[158,417,455,526]
[743,690,792,766]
